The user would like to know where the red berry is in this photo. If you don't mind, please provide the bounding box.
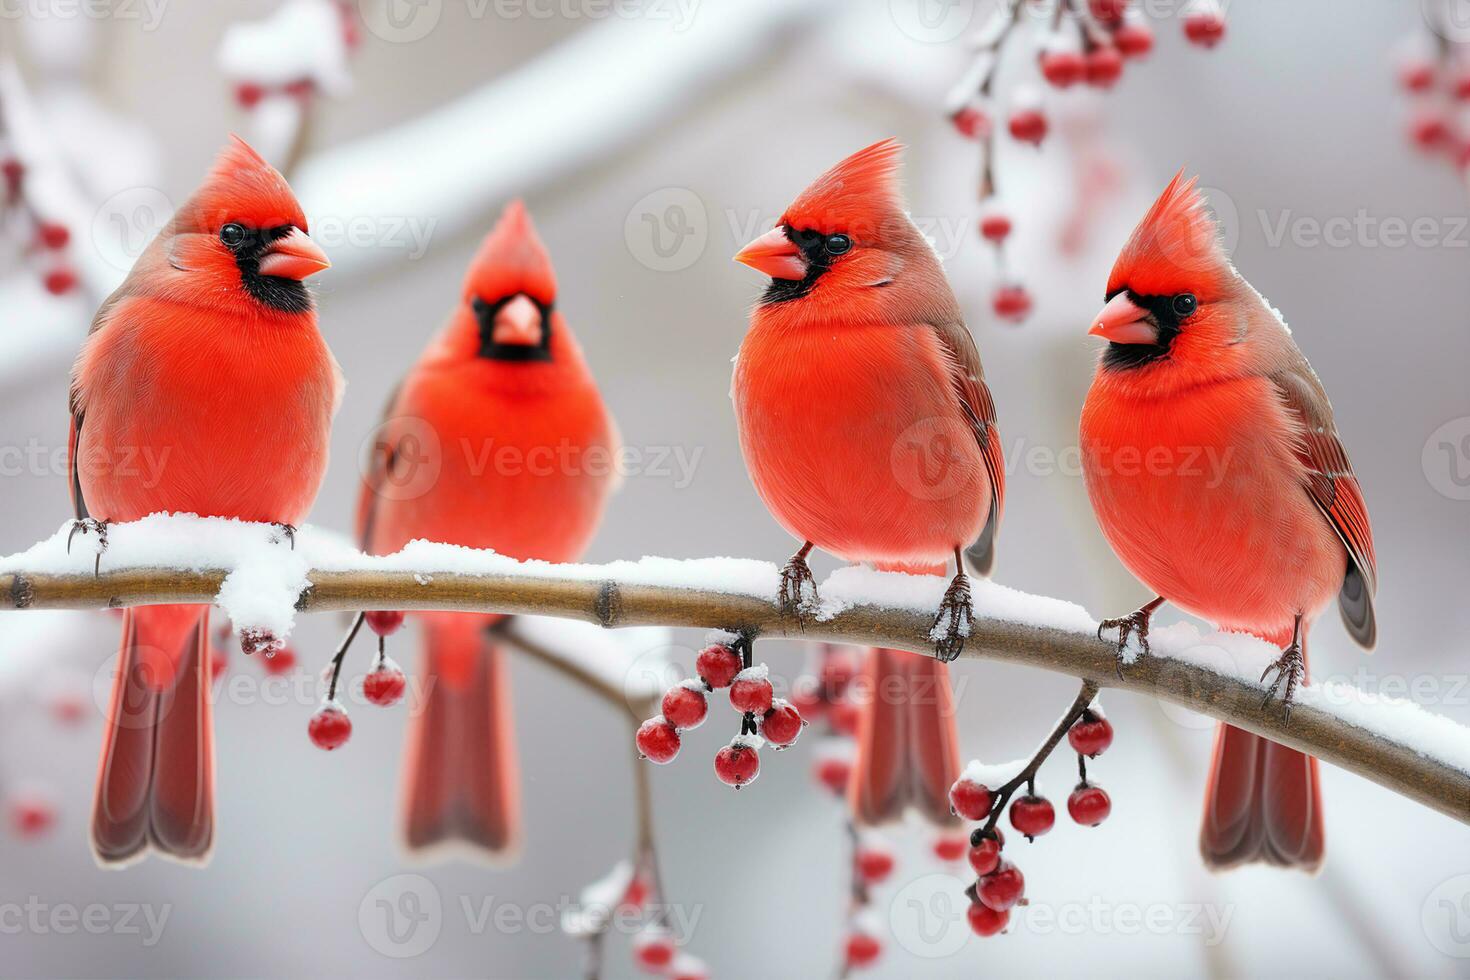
[714,738,760,788]
[1068,782,1112,826]
[992,284,1032,322]
[1454,67,1470,101]
[729,672,774,715]
[827,698,861,736]
[43,268,78,295]
[1183,11,1225,48]
[761,699,804,747]
[814,755,852,795]
[2,157,23,191]
[284,77,315,98]
[662,682,708,729]
[234,82,265,108]
[37,222,69,249]
[10,795,56,838]
[1113,20,1154,58]
[933,834,968,862]
[1007,108,1048,146]
[636,717,681,764]
[789,682,825,721]
[632,928,676,970]
[261,645,298,676]
[845,931,882,968]
[1410,109,1452,150]
[620,874,650,912]
[979,212,1012,243]
[365,610,405,637]
[1009,794,1055,840]
[1039,49,1084,87]
[967,901,1010,937]
[976,860,1025,911]
[819,647,858,695]
[695,643,742,688]
[364,661,407,706]
[1085,45,1124,87]
[50,691,87,725]
[949,778,993,821]
[1068,714,1113,757]
[1088,0,1127,23]
[856,844,895,883]
[308,703,352,750]
[968,835,1003,876]
[951,106,990,140]
[669,955,709,980]
[1400,58,1436,93]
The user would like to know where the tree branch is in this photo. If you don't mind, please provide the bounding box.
[2,561,1467,825]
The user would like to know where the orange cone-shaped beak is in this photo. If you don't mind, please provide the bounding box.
[257,226,331,281]
[1088,292,1158,345]
[492,294,542,346]
[734,226,807,281]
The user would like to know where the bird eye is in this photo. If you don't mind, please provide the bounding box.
[825,234,852,256]
[1172,293,1198,317]
[220,223,246,247]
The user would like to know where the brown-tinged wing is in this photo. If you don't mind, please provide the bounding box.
[1271,362,1377,649]
[929,319,1005,575]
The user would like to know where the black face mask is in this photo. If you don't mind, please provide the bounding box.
[471,293,555,362]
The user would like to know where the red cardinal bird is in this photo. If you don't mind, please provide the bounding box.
[1081,172,1377,871]
[70,137,338,865]
[357,201,617,861]
[732,140,1005,826]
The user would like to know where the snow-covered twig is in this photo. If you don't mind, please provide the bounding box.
[0,515,1466,826]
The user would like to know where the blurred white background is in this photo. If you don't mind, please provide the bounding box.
[0,1,1467,977]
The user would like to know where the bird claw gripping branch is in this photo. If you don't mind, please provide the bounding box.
[777,542,819,625]
[65,517,109,576]
[1095,595,1164,678]
[931,568,974,663]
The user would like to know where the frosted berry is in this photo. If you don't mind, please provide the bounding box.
[365,610,405,637]
[1113,20,1154,58]
[1068,782,1112,826]
[620,874,650,912]
[1410,109,1451,150]
[933,834,968,862]
[1454,66,1470,101]
[1009,794,1055,840]
[2,157,23,193]
[663,682,708,729]
[234,82,265,108]
[1088,0,1127,23]
[949,778,993,821]
[37,222,69,249]
[1039,49,1084,87]
[1400,58,1436,93]
[814,755,851,795]
[10,795,56,838]
[364,661,407,706]
[669,955,710,980]
[845,931,882,968]
[761,699,804,747]
[729,672,774,716]
[827,698,860,736]
[695,643,741,689]
[1007,108,1048,146]
[992,284,1032,322]
[636,717,681,764]
[856,844,896,884]
[308,703,352,750]
[789,682,825,721]
[968,835,1003,876]
[43,268,78,295]
[284,77,315,98]
[967,901,1010,937]
[820,647,858,694]
[1183,10,1225,48]
[976,860,1025,911]
[979,212,1012,243]
[261,645,298,676]
[951,106,990,139]
[1068,714,1113,757]
[632,928,676,971]
[714,738,760,788]
[1085,45,1124,88]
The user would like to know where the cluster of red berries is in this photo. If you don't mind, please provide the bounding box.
[637,634,805,788]
[615,873,708,980]
[948,706,1115,938]
[1395,37,1470,169]
[308,610,408,751]
[231,1,359,109]
[949,0,1224,325]
[0,154,80,296]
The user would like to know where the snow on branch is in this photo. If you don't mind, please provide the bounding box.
[1,515,1467,825]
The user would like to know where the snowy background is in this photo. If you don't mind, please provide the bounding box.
[1,1,1468,977]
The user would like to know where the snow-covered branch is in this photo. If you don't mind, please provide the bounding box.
[1,515,1466,826]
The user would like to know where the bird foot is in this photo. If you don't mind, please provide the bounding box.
[778,551,819,625]
[930,570,973,663]
[271,522,297,550]
[1097,604,1157,679]
[66,518,109,576]
[1260,642,1305,721]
